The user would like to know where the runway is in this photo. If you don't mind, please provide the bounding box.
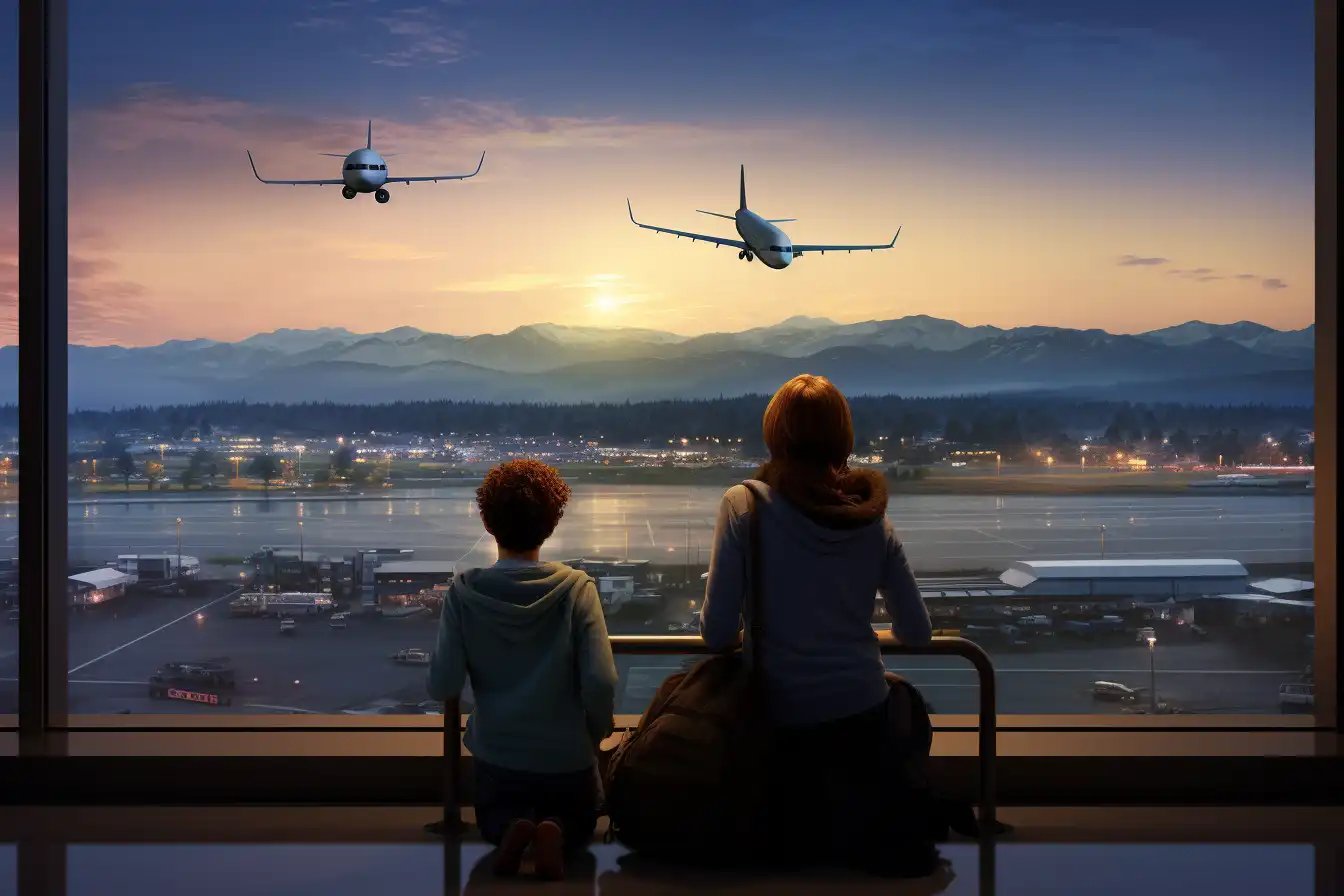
[33,486,1316,573]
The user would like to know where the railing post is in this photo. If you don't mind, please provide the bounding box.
[443,697,463,832]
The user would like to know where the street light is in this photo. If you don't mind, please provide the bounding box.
[1147,634,1158,712]
[1099,524,1107,559]
[298,520,305,567]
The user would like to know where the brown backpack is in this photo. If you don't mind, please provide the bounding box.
[602,481,771,864]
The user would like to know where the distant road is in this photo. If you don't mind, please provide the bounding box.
[8,485,1310,574]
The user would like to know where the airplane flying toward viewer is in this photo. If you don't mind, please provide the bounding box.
[627,165,899,269]
[247,121,484,204]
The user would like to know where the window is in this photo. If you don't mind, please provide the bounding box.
[37,1,1327,735]
[0,0,17,731]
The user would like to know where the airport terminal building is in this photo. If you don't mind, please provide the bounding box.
[998,559,1251,599]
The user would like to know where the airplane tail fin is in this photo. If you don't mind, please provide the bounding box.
[367,120,372,150]
[739,164,746,211]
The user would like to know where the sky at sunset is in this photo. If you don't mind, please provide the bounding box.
[0,0,1318,347]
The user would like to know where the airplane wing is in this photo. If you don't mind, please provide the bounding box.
[791,226,901,255]
[629,200,748,250]
[247,151,344,186]
[386,152,486,184]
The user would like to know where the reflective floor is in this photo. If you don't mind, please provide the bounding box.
[1,807,1339,895]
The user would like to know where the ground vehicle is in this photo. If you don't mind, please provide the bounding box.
[1017,615,1052,628]
[329,612,348,629]
[150,660,236,690]
[280,617,297,635]
[1136,626,1157,644]
[147,659,236,706]
[6,609,17,624]
[391,648,430,665]
[230,591,334,618]
[1278,682,1314,709]
[1189,623,1210,639]
[1092,681,1145,702]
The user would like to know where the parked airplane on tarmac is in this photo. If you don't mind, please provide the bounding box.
[247,121,484,204]
[627,165,900,269]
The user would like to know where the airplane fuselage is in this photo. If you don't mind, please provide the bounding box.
[734,208,793,269]
[341,148,389,193]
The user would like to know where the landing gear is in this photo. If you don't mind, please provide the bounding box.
[738,250,754,262]
[341,186,357,200]
[375,188,390,204]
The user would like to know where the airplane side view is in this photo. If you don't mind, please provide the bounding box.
[246,121,484,204]
[627,165,899,269]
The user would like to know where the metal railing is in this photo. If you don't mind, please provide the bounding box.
[442,633,997,836]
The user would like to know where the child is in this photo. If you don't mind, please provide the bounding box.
[427,458,618,881]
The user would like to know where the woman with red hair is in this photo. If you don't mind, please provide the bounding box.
[700,374,936,876]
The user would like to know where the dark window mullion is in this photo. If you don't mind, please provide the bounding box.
[17,0,70,749]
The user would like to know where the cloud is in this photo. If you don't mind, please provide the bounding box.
[1118,254,1168,266]
[436,271,632,294]
[294,16,348,30]
[1157,263,1289,289]
[369,8,470,67]
[74,85,752,162]
[436,273,565,293]
[322,241,447,262]
[0,251,150,344]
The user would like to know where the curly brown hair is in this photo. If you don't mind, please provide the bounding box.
[475,458,573,552]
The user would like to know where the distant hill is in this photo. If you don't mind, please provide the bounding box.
[0,315,1315,409]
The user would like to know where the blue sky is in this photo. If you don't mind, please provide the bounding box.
[0,0,1314,166]
[0,0,1320,344]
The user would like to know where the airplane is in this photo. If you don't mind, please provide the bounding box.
[627,164,900,269]
[246,121,484,204]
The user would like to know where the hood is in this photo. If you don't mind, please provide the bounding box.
[755,462,888,530]
[452,561,590,640]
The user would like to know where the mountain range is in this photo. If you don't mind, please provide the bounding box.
[0,315,1315,409]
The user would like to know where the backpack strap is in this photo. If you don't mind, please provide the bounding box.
[739,480,766,685]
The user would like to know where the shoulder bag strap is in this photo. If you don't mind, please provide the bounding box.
[740,480,765,684]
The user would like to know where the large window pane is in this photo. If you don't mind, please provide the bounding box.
[65,2,1316,722]
[0,0,18,727]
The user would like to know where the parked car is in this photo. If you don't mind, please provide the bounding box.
[1278,682,1314,710]
[329,612,348,629]
[279,617,297,636]
[391,648,431,665]
[1092,681,1145,702]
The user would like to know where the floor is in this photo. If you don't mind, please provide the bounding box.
[2,807,1340,895]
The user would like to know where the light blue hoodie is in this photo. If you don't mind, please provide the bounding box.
[427,560,618,774]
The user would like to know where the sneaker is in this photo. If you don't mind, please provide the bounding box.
[532,819,566,881]
[492,819,537,877]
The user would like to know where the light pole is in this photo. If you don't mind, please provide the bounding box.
[175,517,183,591]
[1100,525,1106,559]
[1147,634,1158,712]
[296,445,305,481]
[298,520,305,566]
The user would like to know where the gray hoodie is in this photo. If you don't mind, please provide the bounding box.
[427,560,618,774]
[701,479,932,726]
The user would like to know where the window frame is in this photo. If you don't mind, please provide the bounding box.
[6,0,1339,803]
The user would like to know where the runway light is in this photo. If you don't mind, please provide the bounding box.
[253,677,259,683]
[195,613,204,621]
[294,679,301,685]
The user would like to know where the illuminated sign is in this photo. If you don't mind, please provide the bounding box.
[167,687,219,705]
